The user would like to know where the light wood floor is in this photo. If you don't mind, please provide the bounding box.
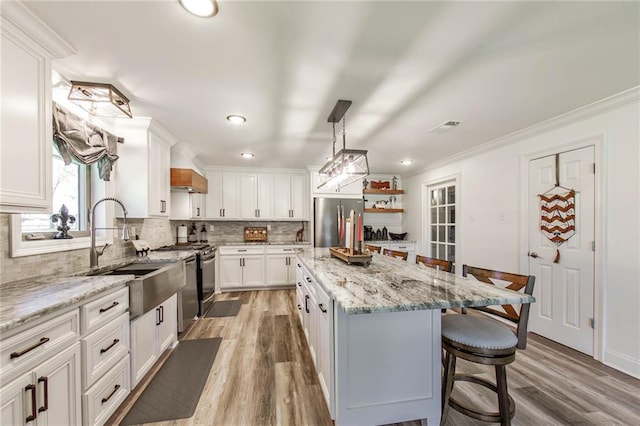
[107,290,640,426]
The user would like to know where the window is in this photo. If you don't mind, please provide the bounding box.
[21,153,91,237]
[428,181,456,269]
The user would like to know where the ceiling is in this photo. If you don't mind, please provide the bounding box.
[23,1,640,175]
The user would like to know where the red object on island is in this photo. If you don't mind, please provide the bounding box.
[357,214,362,241]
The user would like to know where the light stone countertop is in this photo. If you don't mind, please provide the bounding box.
[0,250,196,334]
[296,248,535,315]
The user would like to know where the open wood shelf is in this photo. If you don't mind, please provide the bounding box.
[364,208,404,213]
[363,189,405,195]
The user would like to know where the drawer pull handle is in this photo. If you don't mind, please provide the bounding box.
[305,295,309,313]
[100,339,120,354]
[99,301,120,313]
[306,277,312,282]
[319,303,327,313]
[25,384,37,422]
[37,376,48,413]
[238,249,247,252]
[11,337,50,359]
[101,384,121,404]
[297,304,302,310]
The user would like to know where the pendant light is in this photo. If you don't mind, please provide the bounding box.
[317,100,369,190]
[68,81,132,118]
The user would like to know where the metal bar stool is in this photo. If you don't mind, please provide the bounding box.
[441,265,535,426]
[415,255,453,272]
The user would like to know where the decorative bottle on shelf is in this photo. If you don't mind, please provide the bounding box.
[188,222,197,243]
[382,226,388,240]
[392,176,398,190]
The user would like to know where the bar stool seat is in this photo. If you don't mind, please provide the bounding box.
[442,315,518,350]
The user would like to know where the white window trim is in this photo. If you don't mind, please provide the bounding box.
[10,178,115,258]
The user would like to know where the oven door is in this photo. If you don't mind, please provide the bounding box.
[199,252,216,316]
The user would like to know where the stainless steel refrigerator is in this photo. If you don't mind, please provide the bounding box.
[314,197,364,247]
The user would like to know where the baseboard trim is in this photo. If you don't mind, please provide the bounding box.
[604,349,640,379]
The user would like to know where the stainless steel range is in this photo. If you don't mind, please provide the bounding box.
[154,243,216,330]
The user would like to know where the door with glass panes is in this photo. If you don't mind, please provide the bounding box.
[426,181,456,273]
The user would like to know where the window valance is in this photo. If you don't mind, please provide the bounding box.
[52,102,123,181]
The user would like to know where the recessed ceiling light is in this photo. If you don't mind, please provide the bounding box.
[400,160,413,166]
[179,0,219,17]
[226,114,246,124]
[241,152,254,159]
[430,120,461,133]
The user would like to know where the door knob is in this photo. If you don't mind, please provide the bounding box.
[527,251,540,258]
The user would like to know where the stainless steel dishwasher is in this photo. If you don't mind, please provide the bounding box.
[178,255,198,333]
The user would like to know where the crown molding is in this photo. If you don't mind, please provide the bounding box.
[405,87,640,178]
[1,1,75,59]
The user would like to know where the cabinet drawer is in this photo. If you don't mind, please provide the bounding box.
[219,246,265,256]
[266,246,298,255]
[1,309,79,383]
[83,355,130,426]
[81,287,129,335]
[81,312,129,390]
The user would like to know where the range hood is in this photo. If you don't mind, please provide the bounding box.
[170,168,208,193]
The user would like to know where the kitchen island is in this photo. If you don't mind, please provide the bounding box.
[296,248,535,426]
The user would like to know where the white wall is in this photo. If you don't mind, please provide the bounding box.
[403,89,640,378]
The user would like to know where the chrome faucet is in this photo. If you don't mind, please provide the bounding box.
[90,197,130,268]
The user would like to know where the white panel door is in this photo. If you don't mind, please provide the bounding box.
[205,171,223,219]
[242,256,265,288]
[266,255,288,286]
[222,172,241,219]
[219,256,243,289]
[257,173,275,219]
[0,371,31,426]
[290,174,309,220]
[274,173,292,219]
[157,294,177,353]
[33,343,81,426]
[240,173,258,219]
[130,309,158,386]
[528,146,595,355]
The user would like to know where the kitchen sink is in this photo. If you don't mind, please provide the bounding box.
[92,262,186,319]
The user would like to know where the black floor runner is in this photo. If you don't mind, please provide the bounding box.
[205,300,242,317]
[120,338,221,425]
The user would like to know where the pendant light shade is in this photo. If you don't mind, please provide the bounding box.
[68,81,132,118]
[317,100,369,190]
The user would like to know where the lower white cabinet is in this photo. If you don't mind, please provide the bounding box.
[296,261,334,415]
[130,293,178,386]
[82,356,130,426]
[266,246,297,286]
[218,246,266,290]
[1,343,82,426]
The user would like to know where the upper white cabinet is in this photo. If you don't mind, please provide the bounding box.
[240,173,275,219]
[170,192,205,219]
[207,169,308,221]
[0,3,74,213]
[113,118,176,218]
[275,173,309,220]
[205,171,241,219]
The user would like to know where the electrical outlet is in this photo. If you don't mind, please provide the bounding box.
[267,224,272,231]
[130,226,136,238]
[209,224,214,232]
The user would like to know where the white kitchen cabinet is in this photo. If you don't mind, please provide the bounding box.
[265,246,297,286]
[368,241,416,263]
[205,171,241,219]
[130,293,177,386]
[1,343,81,426]
[295,260,335,417]
[0,5,65,213]
[218,246,266,290]
[275,173,309,220]
[113,118,176,218]
[171,192,205,219]
[239,173,276,219]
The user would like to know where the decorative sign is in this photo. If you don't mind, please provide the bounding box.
[539,188,576,263]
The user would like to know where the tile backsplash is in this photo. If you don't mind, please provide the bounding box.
[0,213,309,284]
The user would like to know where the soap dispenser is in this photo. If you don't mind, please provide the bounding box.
[199,223,208,242]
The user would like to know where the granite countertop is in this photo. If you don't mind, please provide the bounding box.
[296,248,535,315]
[0,250,196,334]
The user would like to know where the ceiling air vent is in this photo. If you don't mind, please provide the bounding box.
[430,120,461,133]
